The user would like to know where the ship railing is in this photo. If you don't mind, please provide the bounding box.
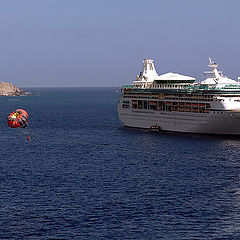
[184,85,210,90]
[223,84,240,89]
[151,84,186,89]
[122,85,134,89]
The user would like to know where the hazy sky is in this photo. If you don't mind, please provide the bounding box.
[0,0,240,87]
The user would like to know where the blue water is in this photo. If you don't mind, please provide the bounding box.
[1,88,240,239]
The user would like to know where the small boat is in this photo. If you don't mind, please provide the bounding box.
[149,125,160,132]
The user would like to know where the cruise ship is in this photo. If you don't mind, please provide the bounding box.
[118,58,240,135]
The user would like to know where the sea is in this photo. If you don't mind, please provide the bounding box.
[1,87,240,240]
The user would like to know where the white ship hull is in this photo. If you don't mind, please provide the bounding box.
[118,106,240,135]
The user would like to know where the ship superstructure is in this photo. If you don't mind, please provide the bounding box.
[118,59,240,135]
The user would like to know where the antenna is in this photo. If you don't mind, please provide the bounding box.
[208,57,218,69]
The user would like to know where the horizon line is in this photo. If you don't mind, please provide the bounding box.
[20,86,121,88]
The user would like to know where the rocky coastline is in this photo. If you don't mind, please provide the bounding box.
[0,82,27,96]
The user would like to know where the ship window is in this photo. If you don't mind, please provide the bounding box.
[122,104,129,108]
[138,100,143,109]
[143,100,148,109]
[132,100,137,109]
[149,101,157,110]
[157,101,163,110]
[166,105,171,111]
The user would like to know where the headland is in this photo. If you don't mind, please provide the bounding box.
[0,82,27,96]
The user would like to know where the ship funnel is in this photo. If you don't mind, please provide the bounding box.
[141,59,159,81]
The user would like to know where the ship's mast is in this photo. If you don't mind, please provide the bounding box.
[208,57,221,82]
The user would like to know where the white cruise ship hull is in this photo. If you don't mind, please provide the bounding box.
[118,107,240,135]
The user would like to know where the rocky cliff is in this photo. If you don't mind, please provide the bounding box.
[0,82,26,96]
